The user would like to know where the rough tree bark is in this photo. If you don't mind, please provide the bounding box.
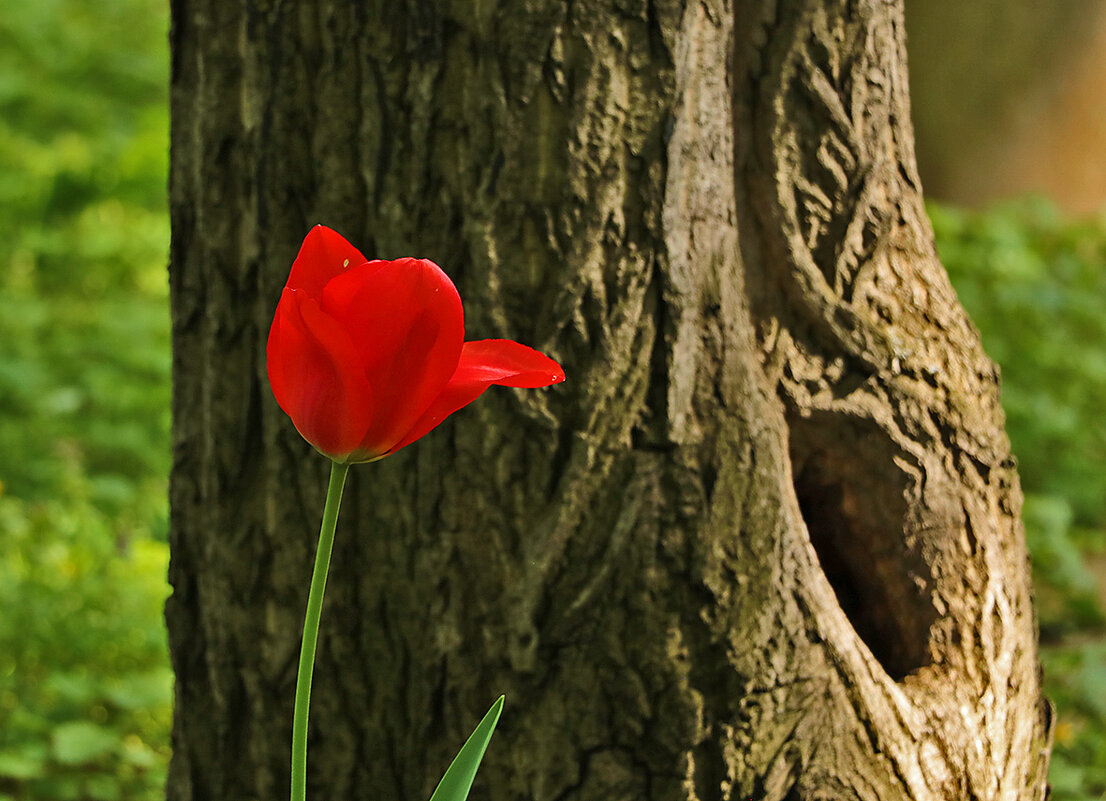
[167,1,1053,800]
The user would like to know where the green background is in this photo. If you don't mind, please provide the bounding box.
[0,1,1103,798]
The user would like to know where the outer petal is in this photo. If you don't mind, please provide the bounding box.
[286,225,369,299]
[387,339,565,454]
[449,339,566,387]
[266,288,374,460]
[320,258,465,455]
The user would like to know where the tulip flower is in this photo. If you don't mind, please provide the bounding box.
[267,225,564,463]
[266,225,564,801]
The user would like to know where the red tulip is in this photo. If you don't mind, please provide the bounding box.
[267,225,565,463]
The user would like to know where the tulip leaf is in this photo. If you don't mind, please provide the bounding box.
[427,696,505,801]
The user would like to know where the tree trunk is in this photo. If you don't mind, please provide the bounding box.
[166,1,1052,800]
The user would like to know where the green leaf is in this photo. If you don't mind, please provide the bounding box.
[120,737,157,768]
[106,669,173,710]
[427,696,505,801]
[86,774,122,801]
[0,748,46,780]
[50,721,119,765]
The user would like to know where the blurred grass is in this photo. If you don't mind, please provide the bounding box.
[0,1,1104,800]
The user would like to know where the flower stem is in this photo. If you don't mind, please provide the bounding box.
[291,460,350,801]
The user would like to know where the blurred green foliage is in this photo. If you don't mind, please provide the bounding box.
[933,201,1106,530]
[0,0,169,516]
[932,199,1106,801]
[0,0,171,798]
[0,490,171,801]
[0,0,1105,799]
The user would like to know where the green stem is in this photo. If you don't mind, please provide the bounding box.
[291,460,350,801]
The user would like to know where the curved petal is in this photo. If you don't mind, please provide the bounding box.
[320,258,465,454]
[286,225,369,299]
[387,339,564,454]
[448,339,566,387]
[266,288,374,460]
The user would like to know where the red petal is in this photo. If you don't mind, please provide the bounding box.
[387,339,564,453]
[449,340,566,387]
[286,225,369,299]
[320,258,464,454]
[266,288,374,460]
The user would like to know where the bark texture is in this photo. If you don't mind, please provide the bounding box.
[167,1,1052,800]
